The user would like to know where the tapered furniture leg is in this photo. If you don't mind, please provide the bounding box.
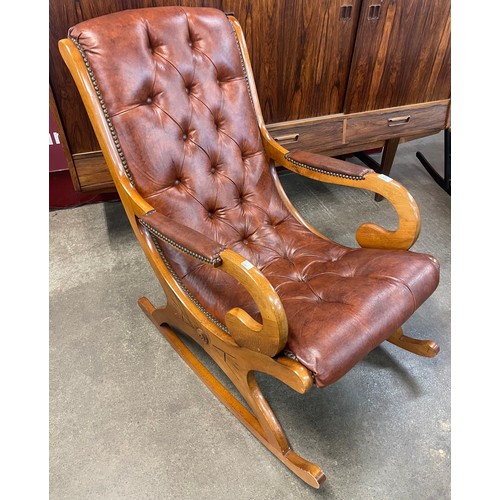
[416,128,451,195]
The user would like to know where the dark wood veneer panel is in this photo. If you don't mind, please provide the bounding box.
[267,117,345,153]
[224,0,361,123]
[344,0,451,113]
[73,152,114,192]
[345,101,449,144]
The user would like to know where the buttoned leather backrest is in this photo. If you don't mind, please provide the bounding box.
[69,6,296,317]
[70,7,286,229]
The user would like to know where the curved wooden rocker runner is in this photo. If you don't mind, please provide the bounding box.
[59,6,440,489]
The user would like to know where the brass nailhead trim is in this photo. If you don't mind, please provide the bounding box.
[70,37,135,186]
[72,21,257,187]
[150,235,229,333]
[284,154,366,181]
[139,219,223,266]
[227,19,257,114]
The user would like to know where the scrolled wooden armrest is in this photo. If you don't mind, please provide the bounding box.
[139,212,287,357]
[265,141,421,250]
[219,249,288,357]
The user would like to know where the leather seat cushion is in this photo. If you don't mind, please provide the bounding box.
[159,213,439,388]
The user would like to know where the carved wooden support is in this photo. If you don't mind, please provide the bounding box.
[138,296,324,488]
[387,327,440,357]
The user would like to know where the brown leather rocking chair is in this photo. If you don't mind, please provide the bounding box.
[59,6,440,489]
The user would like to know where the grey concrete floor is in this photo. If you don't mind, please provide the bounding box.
[49,133,450,499]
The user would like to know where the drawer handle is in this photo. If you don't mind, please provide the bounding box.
[274,133,299,143]
[388,116,411,127]
[340,5,353,20]
[367,4,381,21]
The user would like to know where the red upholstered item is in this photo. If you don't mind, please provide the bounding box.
[68,7,439,387]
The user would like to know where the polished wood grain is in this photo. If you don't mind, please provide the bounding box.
[277,157,422,250]
[138,296,325,488]
[220,249,288,357]
[72,152,115,192]
[267,115,345,152]
[344,0,451,113]
[50,0,355,156]
[345,100,449,145]
[224,0,361,122]
[266,99,449,156]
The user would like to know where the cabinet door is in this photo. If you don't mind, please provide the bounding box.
[343,0,451,113]
[223,0,362,123]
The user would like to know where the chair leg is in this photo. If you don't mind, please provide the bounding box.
[386,327,440,357]
[138,296,326,488]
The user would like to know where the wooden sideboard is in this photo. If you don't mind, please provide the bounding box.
[49,0,450,193]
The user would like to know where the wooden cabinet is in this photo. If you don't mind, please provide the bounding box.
[49,0,450,193]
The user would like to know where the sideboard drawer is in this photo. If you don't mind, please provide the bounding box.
[345,101,449,145]
[267,116,344,153]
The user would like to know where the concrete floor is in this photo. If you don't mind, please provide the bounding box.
[49,133,450,499]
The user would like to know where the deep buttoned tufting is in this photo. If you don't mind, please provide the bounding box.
[69,7,439,387]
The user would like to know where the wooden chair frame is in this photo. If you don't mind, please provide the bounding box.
[58,15,439,489]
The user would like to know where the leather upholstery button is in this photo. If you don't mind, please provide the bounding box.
[182,133,188,140]
[146,97,152,104]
